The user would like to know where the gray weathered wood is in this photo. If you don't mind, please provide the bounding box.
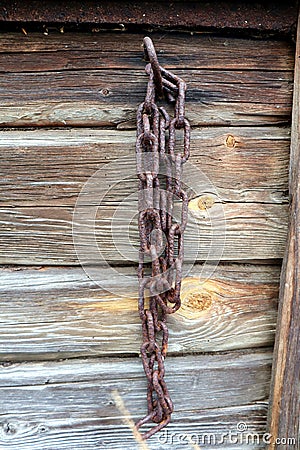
[0,127,290,263]
[267,13,300,449]
[0,70,292,128]
[0,33,293,127]
[0,264,279,360]
[0,406,270,450]
[0,29,294,448]
[0,202,288,264]
[0,127,290,205]
[0,350,272,449]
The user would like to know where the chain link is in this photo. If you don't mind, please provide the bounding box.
[135,36,190,440]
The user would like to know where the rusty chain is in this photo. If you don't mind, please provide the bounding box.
[135,36,191,440]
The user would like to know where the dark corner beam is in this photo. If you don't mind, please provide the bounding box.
[267,11,300,450]
[0,1,298,34]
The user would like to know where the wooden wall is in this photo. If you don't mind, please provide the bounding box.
[0,31,294,449]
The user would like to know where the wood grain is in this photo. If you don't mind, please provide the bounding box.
[0,70,292,128]
[0,405,270,449]
[0,264,279,360]
[0,128,289,263]
[0,33,293,127]
[0,127,290,206]
[0,350,272,449]
[0,33,294,70]
[0,202,288,265]
[0,30,294,447]
[267,14,300,450]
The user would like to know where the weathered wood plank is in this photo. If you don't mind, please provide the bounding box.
[0,405,269,450]
[0,69,292,127]
[0,264,279,360]
[0,33,294,71]
[0,351,272,449]
[0,127,290,205]
[0,203,288,265]
[267,14,300,450]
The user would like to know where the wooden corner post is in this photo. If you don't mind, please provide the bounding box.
[267,12,300,450]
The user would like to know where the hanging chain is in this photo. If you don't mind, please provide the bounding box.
[135,36,191,439]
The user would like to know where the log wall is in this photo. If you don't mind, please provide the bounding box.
[0,31,294,448]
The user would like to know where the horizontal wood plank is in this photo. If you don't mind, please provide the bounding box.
[0,33,294,70]
[0,128,289,263]
[0,33,293,127]
[0,70,292,128]
[0,405,269,450]
[0,264,279,359]
[0,127,290,205]
[0,351,271,449]
[0,202,288,264]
